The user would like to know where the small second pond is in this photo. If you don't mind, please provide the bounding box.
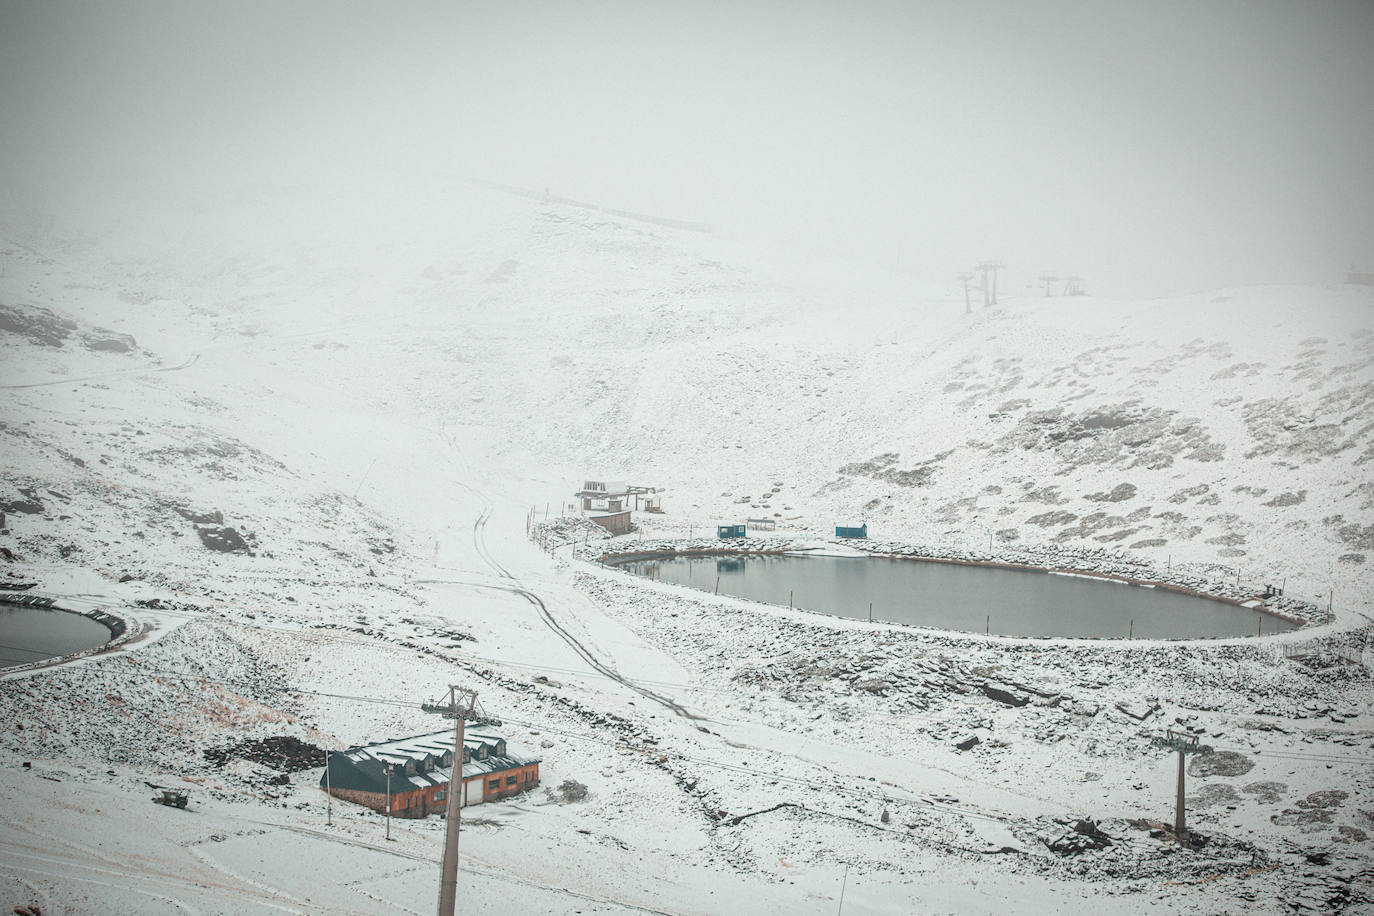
[0,606,111,667]
[615,553,1296,639]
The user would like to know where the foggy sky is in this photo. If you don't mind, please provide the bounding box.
[2,0,1372,297]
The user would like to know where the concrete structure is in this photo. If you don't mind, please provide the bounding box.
[575,478,663,536]
[577,480,661,513]
[577,481,629,512]
[320,726,539,818]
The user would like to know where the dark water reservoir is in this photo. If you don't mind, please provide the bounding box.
[616,553,1296,639]
[0,606,111,667]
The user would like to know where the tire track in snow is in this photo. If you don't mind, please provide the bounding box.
[4,857,206,916]
[0,352,201,389]
[252,819,678,916]
[0,816,305,914]
[458,479,702,722]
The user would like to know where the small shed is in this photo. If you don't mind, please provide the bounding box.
[835,523,868,539]
[717,524,747,539]
[590,510,632,536]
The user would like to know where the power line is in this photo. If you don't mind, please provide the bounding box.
[11,657,1010,824]
[14,603,1371,785]
[11,647,1369,846]
[24,592,750,696]
[12,603,1373,764]
[0,642,69,657]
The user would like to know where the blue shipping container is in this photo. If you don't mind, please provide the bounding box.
[717,524,747,539]
[835,524,868,539]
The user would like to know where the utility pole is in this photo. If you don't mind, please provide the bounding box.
[385,765,394,841]
[433,685,479,916]
[1151,730,1211,847]
[325,749,332,826]
[957,271,974,315]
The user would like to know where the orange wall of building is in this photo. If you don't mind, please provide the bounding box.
[326,763,540,818]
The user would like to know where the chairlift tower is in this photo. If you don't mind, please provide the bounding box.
[975,260,1005,307]
[426,686,481,916]
[1039,272,1058,297]
[1151,729,1213,847]
[957,272,975,314]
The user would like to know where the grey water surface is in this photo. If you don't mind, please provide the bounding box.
[616,554,1295,639]
[0,606,111,667]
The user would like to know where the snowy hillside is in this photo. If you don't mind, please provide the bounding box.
[2,183,1372,914]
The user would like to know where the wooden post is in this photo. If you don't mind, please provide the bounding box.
[715,576,720,595]
[385,767,393,841]
[1129,619,1133,639]
[868,602,873,623]
[986,615,990,635]
[789,590,793,610]
[1175,749,1187,846]
[1258,614,1262,636]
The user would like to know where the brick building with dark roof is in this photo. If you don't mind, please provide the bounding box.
[320,726,540,818]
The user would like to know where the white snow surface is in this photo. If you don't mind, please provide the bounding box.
[1,182,1372,914]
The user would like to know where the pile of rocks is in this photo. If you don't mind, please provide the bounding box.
[1042,817,1114,856]
[203,735,325,772]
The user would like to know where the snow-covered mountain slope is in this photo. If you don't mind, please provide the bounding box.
[1,183,1372,914]
[4,184,1371,602]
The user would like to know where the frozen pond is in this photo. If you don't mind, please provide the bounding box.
[615,553,1297,639]
[0,605,111,667]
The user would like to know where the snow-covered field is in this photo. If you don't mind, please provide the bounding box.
[2,181,1372,914]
